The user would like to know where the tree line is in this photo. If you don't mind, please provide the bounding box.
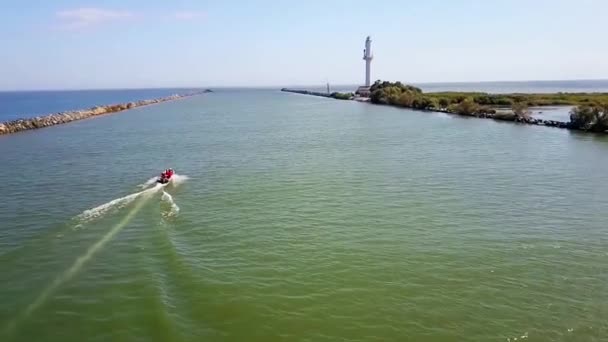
[367,80,608,131]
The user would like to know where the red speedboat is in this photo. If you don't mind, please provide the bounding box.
[157,168,174,184]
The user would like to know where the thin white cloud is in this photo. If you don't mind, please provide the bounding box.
[172,11,205,20]
[56,8,133,29]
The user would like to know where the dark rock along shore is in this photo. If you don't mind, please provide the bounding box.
[0,90,210,135]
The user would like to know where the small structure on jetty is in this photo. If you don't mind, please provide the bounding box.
[356,36,373,97]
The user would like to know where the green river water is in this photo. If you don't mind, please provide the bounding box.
[0,90,607,341]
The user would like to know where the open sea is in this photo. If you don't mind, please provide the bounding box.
[1,81,608,341]
[0,88,197,121]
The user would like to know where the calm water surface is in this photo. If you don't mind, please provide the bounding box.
[1,90,607,341]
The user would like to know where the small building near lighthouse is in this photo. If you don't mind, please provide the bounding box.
[356,86,371,97]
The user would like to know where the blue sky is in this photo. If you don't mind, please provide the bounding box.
[1,0,607,90]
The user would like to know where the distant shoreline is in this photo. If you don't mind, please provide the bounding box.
[0,89,212,136]
[281,79,608,95]
[281,85,608,134]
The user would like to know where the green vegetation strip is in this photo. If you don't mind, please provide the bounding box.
[367,81,608,133]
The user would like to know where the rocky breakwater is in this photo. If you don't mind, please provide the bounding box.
[281,88,332,98]
[0,90,209,135]
[448,111,573,129]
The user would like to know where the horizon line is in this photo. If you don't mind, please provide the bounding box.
[2,78,608,92]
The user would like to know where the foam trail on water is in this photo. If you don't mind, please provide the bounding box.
[161,191,180,218]
[75,174,187,224]
[76,192,141,223]
[139,176,159,189]
[4,185,162,336]
[170,174,189,186]
[75,184,162,224]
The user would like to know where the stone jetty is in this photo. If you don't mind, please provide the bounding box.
[0,90,210,135]
[281,88,332,98]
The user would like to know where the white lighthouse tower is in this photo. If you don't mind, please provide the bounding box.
[356,36,373,97]
[363,36,373,87]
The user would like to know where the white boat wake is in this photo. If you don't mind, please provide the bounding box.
[161,191,180,218]
[75,173,188,225]
[139,176,159,189]
[165,174,189,187]
[5,174,188,336]
[75,184,162,224]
